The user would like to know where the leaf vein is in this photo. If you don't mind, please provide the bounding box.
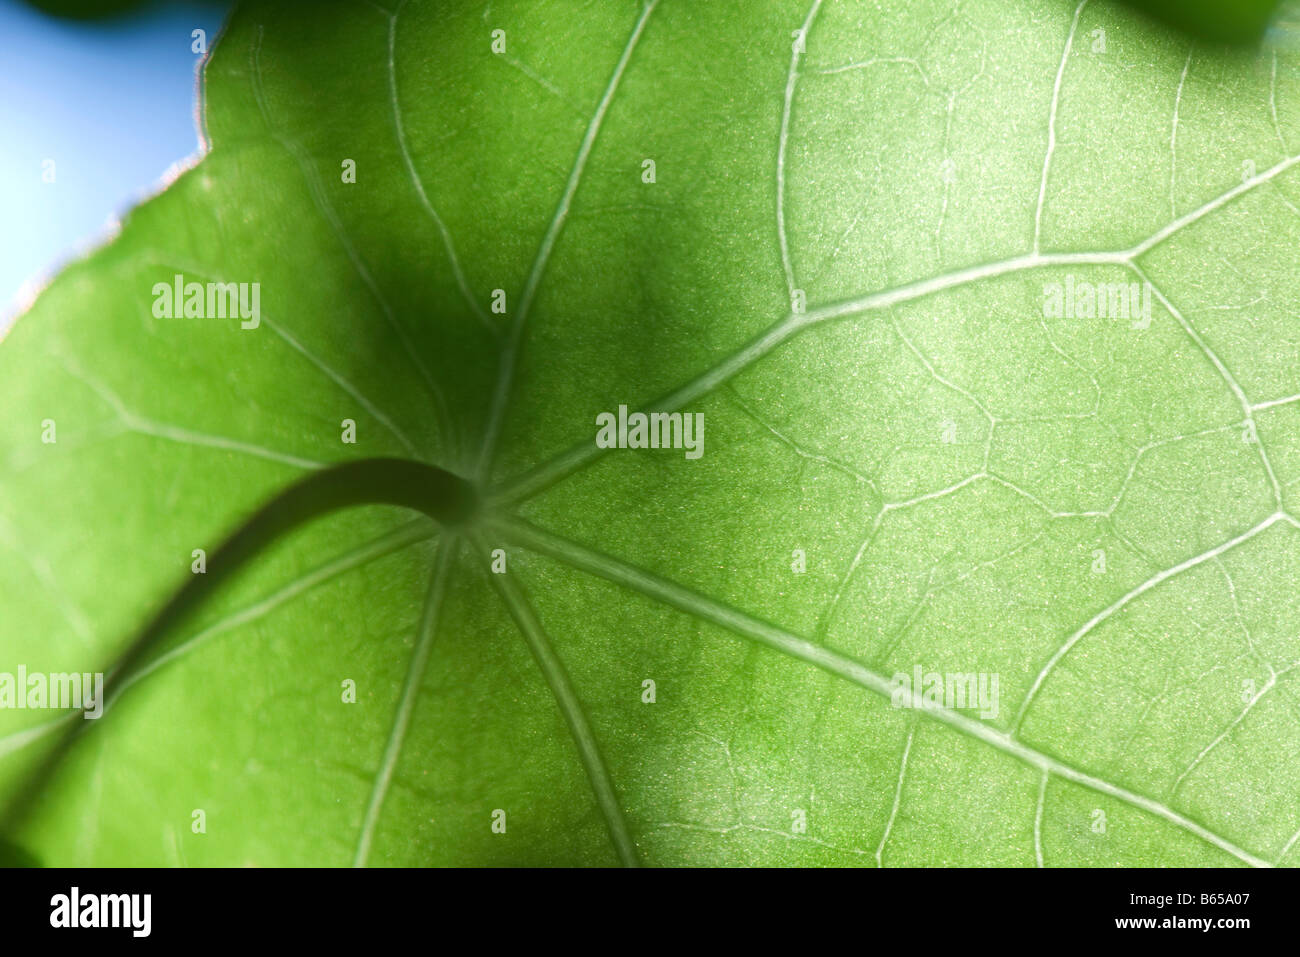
[497,516,1272,868]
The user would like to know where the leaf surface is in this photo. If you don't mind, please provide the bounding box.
[3,0,1300,866]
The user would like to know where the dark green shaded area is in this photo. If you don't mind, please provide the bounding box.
[1108,0,1279,43]
[0,837,42,867]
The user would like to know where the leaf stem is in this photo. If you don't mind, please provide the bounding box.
[0,458,478,837]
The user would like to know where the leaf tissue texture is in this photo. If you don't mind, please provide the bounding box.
[3,0,1300,867]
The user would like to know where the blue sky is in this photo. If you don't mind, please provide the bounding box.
[0,0,229,320]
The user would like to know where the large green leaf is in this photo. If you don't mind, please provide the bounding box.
[3,0,1300,867]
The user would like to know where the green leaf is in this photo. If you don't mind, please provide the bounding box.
[3,0,1300,867]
